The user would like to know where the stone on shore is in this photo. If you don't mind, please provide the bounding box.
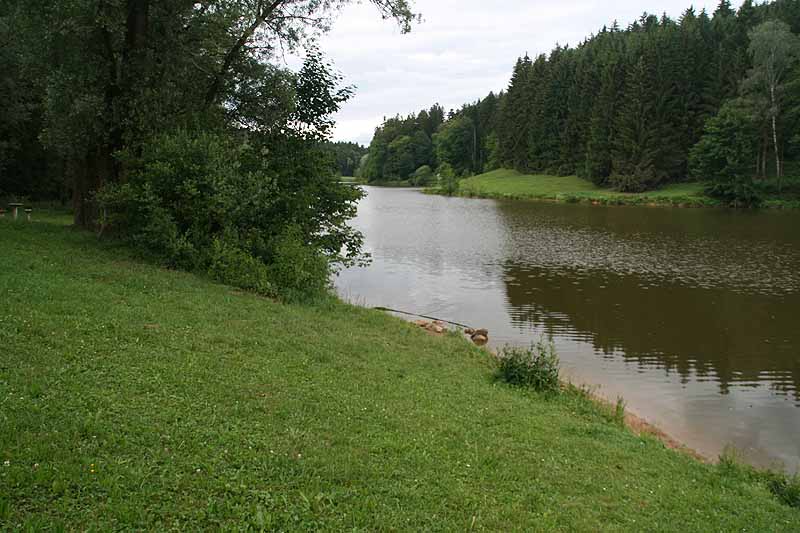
[472,334,488,346]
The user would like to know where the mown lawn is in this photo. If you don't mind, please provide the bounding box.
[456,169,715,207]
[1,216,799,531]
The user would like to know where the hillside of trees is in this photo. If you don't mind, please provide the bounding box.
[362,0,800,203]
[325,141,368,177]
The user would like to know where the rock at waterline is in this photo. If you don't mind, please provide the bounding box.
[472,334,488,346]
[413,320,446,334]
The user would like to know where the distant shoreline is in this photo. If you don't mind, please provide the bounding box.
[413,169,800,209]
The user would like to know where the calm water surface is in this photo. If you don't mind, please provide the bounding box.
[335,186,800,472]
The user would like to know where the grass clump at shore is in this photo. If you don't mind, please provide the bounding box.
[496,339,560,393]
[2,215,800,530]
[718,451,800,509]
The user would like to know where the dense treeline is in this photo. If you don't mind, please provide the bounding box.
[0,0,416,300]
[364,0,800,203]
[325,141,367,177]
[359,99,500,185]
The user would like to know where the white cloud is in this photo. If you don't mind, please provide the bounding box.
[304,0,741,145]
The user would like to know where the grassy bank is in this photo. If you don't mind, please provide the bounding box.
[2,216,799,530]
[364,179,415,187]
[449,169,717,207]
[443,169,800,209]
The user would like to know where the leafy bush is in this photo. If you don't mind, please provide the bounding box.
[411,165,434,186]
[208,237,274,296]
[609,165,661,192]
[437,162,459,196]
[98,129,362,300]
[704,177,763,207]
[718,449,800,509]
[767,473,800,508]
[496,338,560,393]
[267,226,331,303]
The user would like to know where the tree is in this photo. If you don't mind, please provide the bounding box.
[744,20,800,186]
[610,56,663,191]
[497,55,533,170]
[690,100,761,205]
[434,115,475,175]
[384,135,417,179]
[11,0,418,226]
[585,33,626,184]
[326,141,367,177]
[436,162,458,195]
[411,130,434,169]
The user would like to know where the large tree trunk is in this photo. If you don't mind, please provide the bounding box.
[73,146,116,228]
[770,83,781,188]
[73,0,150,228]
[772,114,781,184]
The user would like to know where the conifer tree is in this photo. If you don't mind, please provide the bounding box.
[611,55,663,191]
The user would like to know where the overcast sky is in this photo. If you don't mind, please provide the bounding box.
[306,0,741,146]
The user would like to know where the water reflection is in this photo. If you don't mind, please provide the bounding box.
[502,265,800,403]
[336,187,800,471]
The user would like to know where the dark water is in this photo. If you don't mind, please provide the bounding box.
[335,186,800,472]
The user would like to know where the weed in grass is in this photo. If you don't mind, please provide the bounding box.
[496,338,560,393]
[718,448,800,509]
[614,397,626,427]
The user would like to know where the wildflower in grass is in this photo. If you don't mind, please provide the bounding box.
[3,460,9,467]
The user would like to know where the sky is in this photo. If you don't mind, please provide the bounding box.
[302,0,741,146]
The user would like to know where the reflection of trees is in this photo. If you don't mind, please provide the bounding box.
[502,263,800,402]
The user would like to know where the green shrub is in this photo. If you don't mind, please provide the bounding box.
[609,165,661,192]
[208,238,274,296]
[767,473,800,508]
[411,165,434,186]
[704,178,763,207]
[613,397,626,427]
[496,338,560,393]
[97,129,360,302]
[718,449,800,509]
[437,162,459,196]
[267,226,331,303]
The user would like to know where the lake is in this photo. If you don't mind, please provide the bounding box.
[335,186,800,472]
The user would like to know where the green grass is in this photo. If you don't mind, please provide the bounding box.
[365,179,415,187]
[2,216,800,531]
[452,169,718,207]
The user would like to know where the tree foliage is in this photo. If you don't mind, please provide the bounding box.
[2,0,418,299]
[325,141,367,177]
[690,101,762,206]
